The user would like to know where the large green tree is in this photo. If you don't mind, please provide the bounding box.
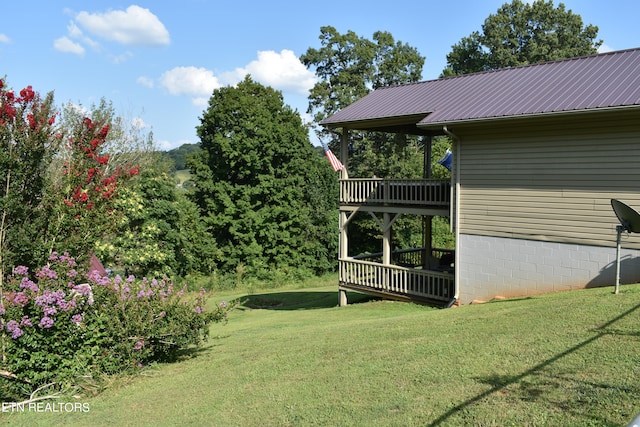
[442,0,602,76]
[301,26,424,145]
[302,27,433,255]
[188,76,338,275]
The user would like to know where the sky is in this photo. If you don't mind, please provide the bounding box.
[1,1,640,151]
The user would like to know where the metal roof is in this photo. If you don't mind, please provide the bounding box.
[320,48,640,132]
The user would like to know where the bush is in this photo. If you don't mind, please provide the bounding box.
[0,252,233,400]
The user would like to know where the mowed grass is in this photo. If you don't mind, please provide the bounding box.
[3,277,640,426]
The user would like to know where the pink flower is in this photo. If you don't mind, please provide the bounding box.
[13,265,28,276]
[39,316,54,329]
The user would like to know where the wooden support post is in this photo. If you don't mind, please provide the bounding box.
[382,212,392,266]
[423,134,433,268]
[338,129,349,307]
[423,216,433,269]
[339,288,348,307]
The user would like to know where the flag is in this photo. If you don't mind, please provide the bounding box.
[322,143,344,172]
[438,149,452,171]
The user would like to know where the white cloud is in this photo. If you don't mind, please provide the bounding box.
[54,21,99,56]
[598,44,614,53]
[109,51,133,64]
[53,36,85,56]
[136,76,155,88]
[75,6,170,47]
[0,34,10,44]
[158,50,316,109]
[160,66,221,104]
[230,49,317,95]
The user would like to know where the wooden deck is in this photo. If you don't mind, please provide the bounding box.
[339,248,455,306]
[340,178,451,207]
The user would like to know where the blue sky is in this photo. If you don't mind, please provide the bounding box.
[1,1,639,150]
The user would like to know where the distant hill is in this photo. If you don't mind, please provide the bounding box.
[163,143,201,170]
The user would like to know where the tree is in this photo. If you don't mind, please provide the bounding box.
[442,0,602,76]
[302,27,429,254]
[301,26,424,143]
[188,76,338,275]
[0,80,58,285]
[95,157,219,278]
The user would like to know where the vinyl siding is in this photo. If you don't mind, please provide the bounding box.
[454,110,640,249]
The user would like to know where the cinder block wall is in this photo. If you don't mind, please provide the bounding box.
[458,234,640,303]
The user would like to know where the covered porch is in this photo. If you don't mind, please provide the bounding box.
[336,162,456,307]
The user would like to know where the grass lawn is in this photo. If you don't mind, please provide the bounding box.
[3,277,640,426]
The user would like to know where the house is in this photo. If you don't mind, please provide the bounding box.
[321,47,640,306]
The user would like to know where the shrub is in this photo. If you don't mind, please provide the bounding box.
[0,252,233,400]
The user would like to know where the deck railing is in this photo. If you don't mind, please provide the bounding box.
[354,247,454,269]
[339,258,454,302]
[340,178,451,206]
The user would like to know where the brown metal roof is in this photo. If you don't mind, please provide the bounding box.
[320,48,640,132]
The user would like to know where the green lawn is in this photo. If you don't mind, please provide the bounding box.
[3,278,640,426]
[173,169,191,189]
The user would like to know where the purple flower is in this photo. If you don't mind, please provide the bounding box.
[39,316,54,329]
[71,284,94,305]
[194,306,203,314]
[12,291,29,307]
[59,252,76,267]
[71,314,83,324]
[177,285,187,298]
[126,275,135,284]
[58,299,76,312]
[43,306,57,316]
[6,320,19,332]
[0,303,5,315]
[13,265,28,276]
[6,320,24,339]
[134,340,144,350]
[35,290,57,307]
[36,265,57,280]
[88,271,109,286]
[20,316,33,327]
[67,269,78,278]
[72,283,92,296]
[219,301,227,309]
[19,277,38,292]
[48,252,59,262]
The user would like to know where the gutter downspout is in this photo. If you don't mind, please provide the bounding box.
[443,126,460,305]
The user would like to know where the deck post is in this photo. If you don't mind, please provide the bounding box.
[339,129,349,307]
[339,288,348,306]
[422,216,433,269]
[382,213,392,266]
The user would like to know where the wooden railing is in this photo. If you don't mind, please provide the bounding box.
[340,178,451,206]
[354,247,454,269]
[339,258,454,302]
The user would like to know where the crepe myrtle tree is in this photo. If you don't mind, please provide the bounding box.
[0,79,58,291]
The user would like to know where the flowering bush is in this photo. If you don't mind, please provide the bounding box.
[0,79,58,276]
[0,253,233,398]
[45,116,140,262]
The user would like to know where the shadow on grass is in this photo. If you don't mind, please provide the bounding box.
[242,291,378,310]
[428,301,640,426]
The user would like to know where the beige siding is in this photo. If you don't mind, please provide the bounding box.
[454,110,640,249]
